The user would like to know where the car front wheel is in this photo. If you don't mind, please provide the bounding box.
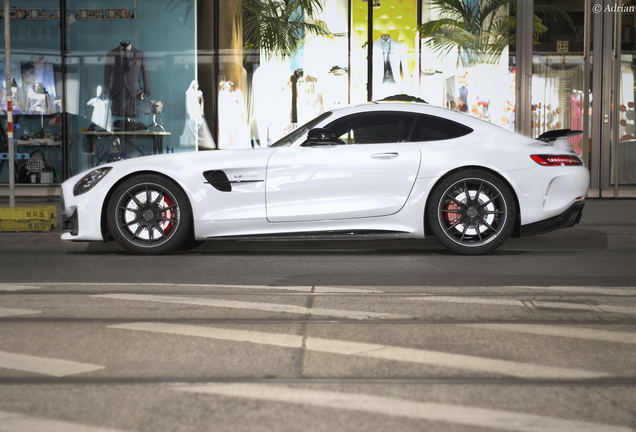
[107,174,192,254]
[427,169,516,255]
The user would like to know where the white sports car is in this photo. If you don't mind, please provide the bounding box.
[61,103,589,255]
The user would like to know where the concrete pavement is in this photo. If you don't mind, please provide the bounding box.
[0,197,634,251]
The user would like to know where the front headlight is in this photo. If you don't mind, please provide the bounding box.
[73,167,113,196]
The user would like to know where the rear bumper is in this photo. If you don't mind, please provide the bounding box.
[520,201,585,237]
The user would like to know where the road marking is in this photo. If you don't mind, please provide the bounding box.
[0,351,104,377]
[530,301,595,311]
[0,409,127,432]
[406,296,636,315]
[110,323,607,379]
[23,282,380,293]
[94,293,405,320]
[175,385,630,432]
[0,284,40,291]
[460,324,636,345]
[407,297,525,307]
[510,286,636,296]
[0,307,41,317]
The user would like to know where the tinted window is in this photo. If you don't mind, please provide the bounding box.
[409,114,473,142]
[324,112,415,144]
[270,111,333,147]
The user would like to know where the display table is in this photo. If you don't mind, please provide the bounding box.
[81,130,171,166]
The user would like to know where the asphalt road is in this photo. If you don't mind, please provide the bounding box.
[1,237,636,431]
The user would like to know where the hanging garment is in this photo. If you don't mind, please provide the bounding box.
[104,45,151,118]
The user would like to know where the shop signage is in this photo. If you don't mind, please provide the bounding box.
[0,7,133,20]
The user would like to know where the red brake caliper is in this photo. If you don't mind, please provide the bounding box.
[445,202,460,225]
[161,196,174,235]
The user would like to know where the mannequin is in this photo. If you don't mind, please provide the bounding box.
[372,34,408,99]
[180,80,215,149]
[104,41,151,118]
[26,81,55,114]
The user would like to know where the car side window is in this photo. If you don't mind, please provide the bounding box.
[409,114,473,142]
[324,112,416,144]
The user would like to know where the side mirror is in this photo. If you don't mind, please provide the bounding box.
[301,128,343,147]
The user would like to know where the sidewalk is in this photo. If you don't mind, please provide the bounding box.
[0,197,634,251]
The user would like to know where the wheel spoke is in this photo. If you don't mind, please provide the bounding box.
[145,184,152,205]
[459,223,469,242]
[479,194,501,209]
[482,210,505,215]
[479,218,499,233]
[475,220,484,243]
[463,180,471,204]
[118,205,139,214]
[132,224,145,239]
[152,189,165,206]
[122,217,142,227]
[127,192,143,208]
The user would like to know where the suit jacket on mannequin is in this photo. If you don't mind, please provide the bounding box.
[372,36,408,98]
[104,43,151,118]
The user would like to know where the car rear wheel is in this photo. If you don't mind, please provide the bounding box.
[107,174,193,254]
[427,169,516,255]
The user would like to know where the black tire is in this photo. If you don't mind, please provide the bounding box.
[107,174,193,254]
[427,169,516,255]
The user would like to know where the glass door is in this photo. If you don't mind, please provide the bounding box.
[605,0,636,196]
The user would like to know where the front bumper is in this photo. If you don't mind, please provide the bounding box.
[519,201,585,237]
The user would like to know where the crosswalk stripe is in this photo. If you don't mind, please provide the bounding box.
[0,410,127,432]
[0,307,41,317]
[460,324,636,344]
[408,296,636,315]
[0,351,104,377]
[109,323,608,379]
[0,284,40,291]
[93,293,406,320]
[175,385,630,432]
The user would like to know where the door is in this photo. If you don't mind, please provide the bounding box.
[265,112,422,222]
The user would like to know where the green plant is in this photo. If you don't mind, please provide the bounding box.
[243,0,331,60]
[418,0,572,67]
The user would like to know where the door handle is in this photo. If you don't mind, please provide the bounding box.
[371,152,399,159]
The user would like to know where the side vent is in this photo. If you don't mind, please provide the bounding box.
[203,170,232,192]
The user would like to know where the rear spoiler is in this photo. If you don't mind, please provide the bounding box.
[537,129,582,151]
[537,129,582,142]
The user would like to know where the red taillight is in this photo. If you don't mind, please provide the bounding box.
[531,155,583,166]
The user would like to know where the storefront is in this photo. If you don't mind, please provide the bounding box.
[1,0,198,194]
[2,0,636,198]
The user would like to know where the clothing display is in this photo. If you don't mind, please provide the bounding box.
[290,70,324,125]
[19,59,61,113]
[218,81,250,149]
[26,83,55,115]
[86,97,114,130]
[104,42,151,118]
[180,80,215,150]
[372,35,408,99]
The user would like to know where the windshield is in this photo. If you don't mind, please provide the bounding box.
[269,111,333,147]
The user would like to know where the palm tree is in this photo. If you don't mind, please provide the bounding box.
[418,0,572,67]
[242,0,332,60]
